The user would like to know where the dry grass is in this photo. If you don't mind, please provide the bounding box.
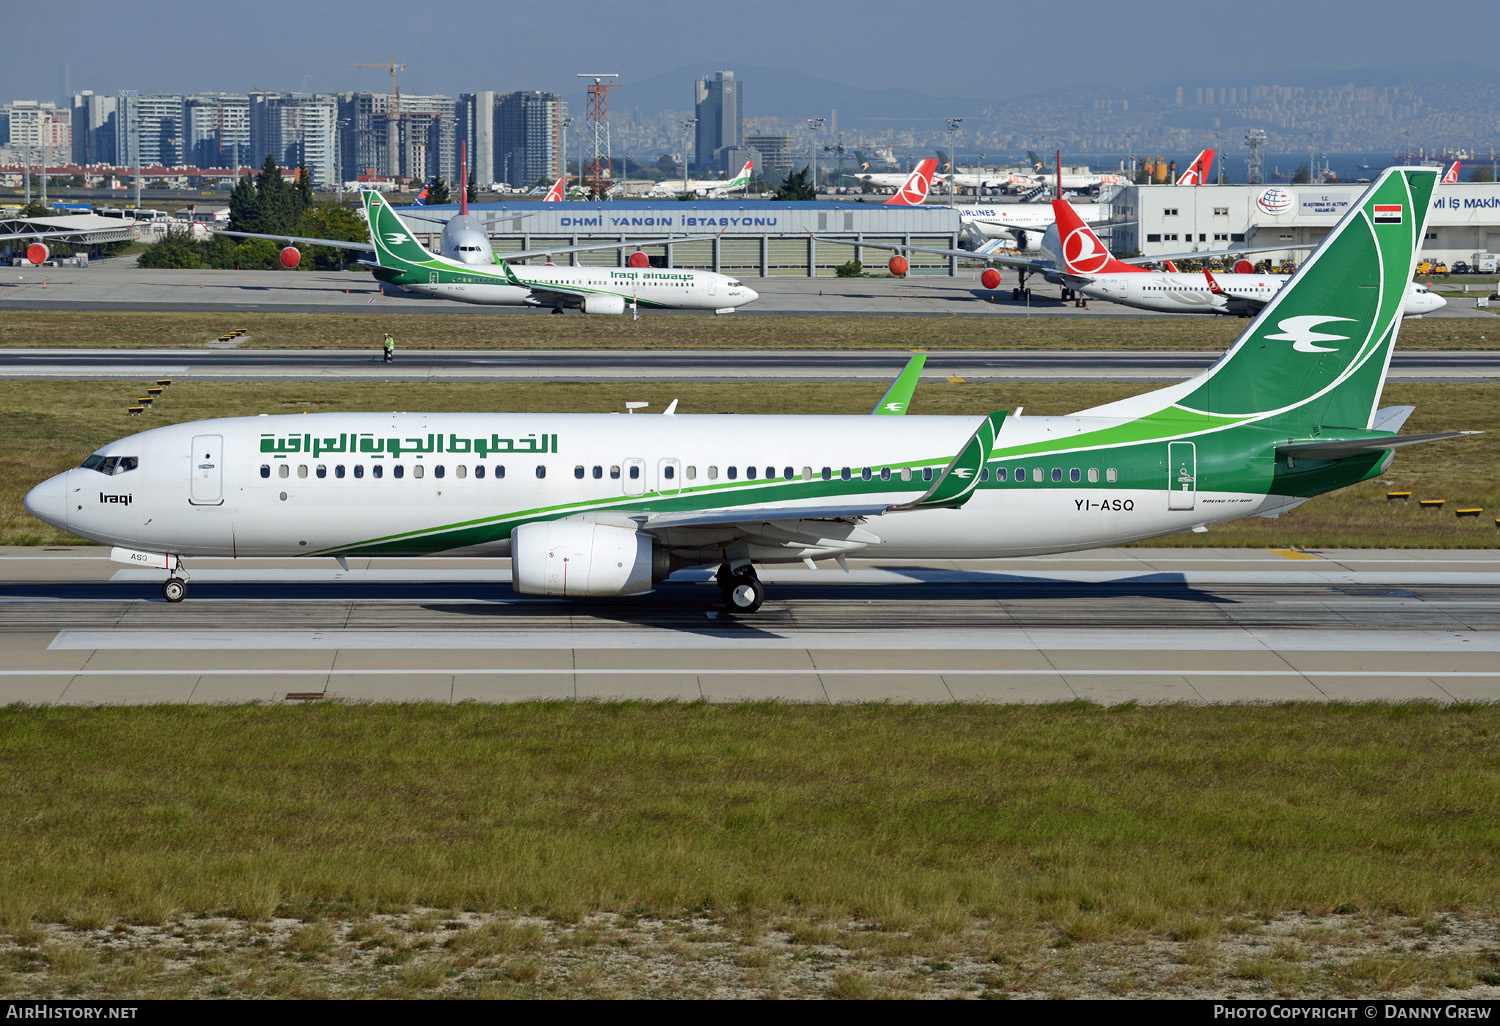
[1,702,1499,932]
[4,379,1495,548]
[0,309,1496,351]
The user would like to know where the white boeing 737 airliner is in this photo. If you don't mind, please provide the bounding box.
[25,169,1472,612]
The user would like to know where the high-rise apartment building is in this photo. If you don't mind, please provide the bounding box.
[185,93,250,170]
[694,70,742,174]
[457,91,498,189]
[495,90,565,187]
[116,93,185,167]
[71,92,117,165]
[249,92,339,187]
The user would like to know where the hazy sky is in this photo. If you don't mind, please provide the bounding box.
[7,0,1495,104]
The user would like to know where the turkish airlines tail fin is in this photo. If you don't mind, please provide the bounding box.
[1442,160,1461,184]
[1176,149,1216,185]
[885,158,938,206]
[543,176,567,202]
[1050,197,1147,275]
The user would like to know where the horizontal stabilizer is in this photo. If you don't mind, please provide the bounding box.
[1276,431,1480,461]
[1371,405,1416,433]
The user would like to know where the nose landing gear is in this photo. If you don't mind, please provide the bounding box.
[161,555,189,603]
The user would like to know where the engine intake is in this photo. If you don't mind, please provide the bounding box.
[511,521,661,596]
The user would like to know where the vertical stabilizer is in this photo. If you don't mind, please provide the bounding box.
[1051,198,1147,275]
[361,189,437,268]
[1080,168,1439,430]
[885,158,937,206]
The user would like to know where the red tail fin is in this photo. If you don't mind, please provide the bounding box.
[1443,160,1461,184]
[1203,267,1226,296]
[460,141,469,216]
[885,158,937,205]
[1050,198,1145,274]
[1165,259,1180,273]
[1176,149,1215,185]
[543,176,566,202]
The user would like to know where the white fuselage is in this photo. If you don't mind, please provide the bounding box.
[950,203,1107,240]
[1079,274,1445,317]
[410,266,758,312]
[26,413,1287,566]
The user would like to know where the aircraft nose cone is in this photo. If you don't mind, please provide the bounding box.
[23,474,67,531]
[741,286,759,304]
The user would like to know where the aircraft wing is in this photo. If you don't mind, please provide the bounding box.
[496,234,715,262]
[812,232,1046,272]
[627,410,1006,537]
[214,229,375,253]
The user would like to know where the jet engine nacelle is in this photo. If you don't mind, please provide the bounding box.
[580,293,627,315]
[279,246,302,269]
[1013,230,1044,253]
[511,521,661,597]
[25,242,49,265]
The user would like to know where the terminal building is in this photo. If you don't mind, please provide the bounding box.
[1111,181,1500,268]
[400,199,963,277]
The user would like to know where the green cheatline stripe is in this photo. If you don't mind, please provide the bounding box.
[310,405,1260,558]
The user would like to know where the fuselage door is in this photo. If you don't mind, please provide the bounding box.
[622,457,647,497]
[1167,441,1196,511]
[189,434,224,506]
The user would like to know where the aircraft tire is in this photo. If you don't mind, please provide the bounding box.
[723,574,765,613]
[1011,287,1021,301]
[162,578,187,603]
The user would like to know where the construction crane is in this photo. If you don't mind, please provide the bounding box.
[349,56,405,179]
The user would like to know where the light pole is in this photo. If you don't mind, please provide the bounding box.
[807,117,824,195]
[946,117,963,203]
[679,118,697,194]
[560,116,572,200]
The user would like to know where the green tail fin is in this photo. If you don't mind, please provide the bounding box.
[1082,167,1439,431]
[360,190,436,268]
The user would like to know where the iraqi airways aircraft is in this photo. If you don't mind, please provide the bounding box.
[25,168,1472,613]
[222,178,756,314]
[647,160,755,199]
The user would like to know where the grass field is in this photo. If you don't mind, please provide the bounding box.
[1,702,1499,998]
[1,309,1498,351]
[3,379,1495,548]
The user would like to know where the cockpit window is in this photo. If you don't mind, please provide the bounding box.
[728,280,744,287]
[80,454,138,475]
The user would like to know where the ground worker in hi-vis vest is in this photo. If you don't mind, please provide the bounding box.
[383,332,394,363]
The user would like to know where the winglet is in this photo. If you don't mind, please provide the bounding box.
[871,351,927,415]
[892,411,1006,511]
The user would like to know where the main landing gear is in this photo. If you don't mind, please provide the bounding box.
[716,562,764,613]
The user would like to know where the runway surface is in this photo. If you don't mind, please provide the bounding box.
[4,347,1498,383]
[3,547,1497,706]
[1,265,1489,318]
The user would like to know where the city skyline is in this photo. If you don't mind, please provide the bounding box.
[8,1,1499,111]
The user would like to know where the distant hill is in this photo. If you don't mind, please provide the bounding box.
[569,63,990,123]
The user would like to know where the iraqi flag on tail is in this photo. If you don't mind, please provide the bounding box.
[1374,203,1403,224]
[885,158,938,206]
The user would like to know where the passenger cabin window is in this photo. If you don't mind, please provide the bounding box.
[922,468,933,482]
[434,465,445,479]
[495,465,505,479]
[413,465,424,479]
[1070,468,1081,483]
[727,467,737,480]
[1014,468,1025,482]
[374,465,384,479]
[316,465,327,479]
[354,465,365,479]
[279,464,289,479]
[536,466,547,479]
[298,465,308,478]
[394,465,405,479]
[574,465,586,479]
[1088,468,1099,483]
[260,465,270,478]
[1106,468,1118,483]
[996,467,1007,482]
[473,465,483,479]
[335,465,346,479]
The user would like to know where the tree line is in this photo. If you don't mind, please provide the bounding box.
[139,156,368,271]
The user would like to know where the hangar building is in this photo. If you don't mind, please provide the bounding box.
[1111,181,1500,268]
[398,200,962,277]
